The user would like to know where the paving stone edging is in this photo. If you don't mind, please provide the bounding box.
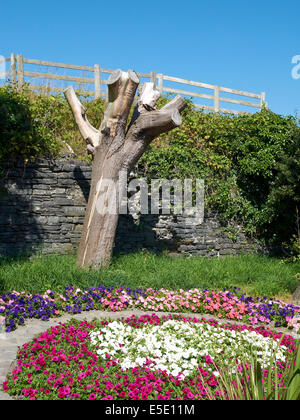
[0,309,298,401]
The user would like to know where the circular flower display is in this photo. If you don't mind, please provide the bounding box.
[2,314,297,400]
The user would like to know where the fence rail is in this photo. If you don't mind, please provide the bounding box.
[1,53,267,115]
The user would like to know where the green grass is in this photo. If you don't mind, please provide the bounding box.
[0,252,299,300]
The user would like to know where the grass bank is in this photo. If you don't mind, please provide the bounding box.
[0,252,299,301]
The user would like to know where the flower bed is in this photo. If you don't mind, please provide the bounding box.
[2,314,298,400]
[0,286,299,333]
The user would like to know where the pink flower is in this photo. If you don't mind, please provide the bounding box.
[2,382,9,391]
[102,395,113,400]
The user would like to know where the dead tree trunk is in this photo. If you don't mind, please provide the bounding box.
[65,69,187,268]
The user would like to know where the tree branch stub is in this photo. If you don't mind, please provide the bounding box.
[64,87,99,150]
[102,69,139,139]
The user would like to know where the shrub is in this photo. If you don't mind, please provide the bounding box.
[140,103,300,244]
[0,85,106,164]
[0,85,61,162]
[265,128,300,247]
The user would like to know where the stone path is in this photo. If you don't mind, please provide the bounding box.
[0,309,298,400]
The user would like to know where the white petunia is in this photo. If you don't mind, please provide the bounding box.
[89,319,288,378]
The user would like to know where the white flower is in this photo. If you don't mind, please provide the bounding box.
[136,357,146,366]
[89,319,287,378]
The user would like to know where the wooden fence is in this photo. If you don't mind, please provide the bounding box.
[1,53,267,115]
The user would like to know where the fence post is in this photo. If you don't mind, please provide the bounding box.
[16,54,24,90]
[260,92,266,109]
[94,64,101,99]
[157,73,163,95]
[10,53,17,87]
[150,71,156,85]
[214,86,220,112]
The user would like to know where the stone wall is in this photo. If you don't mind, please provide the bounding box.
[0,158,258,257]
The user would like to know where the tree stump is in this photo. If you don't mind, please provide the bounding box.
[65,69,187,268]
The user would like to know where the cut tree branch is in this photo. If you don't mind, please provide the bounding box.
[101,70,139,139]
[64,87,100,151]
[101,69,139,157]
[122,89,187,170]
[129,82,161,128]
[134,107,182,138]
[160,94,187,113]
[126,92,186,141]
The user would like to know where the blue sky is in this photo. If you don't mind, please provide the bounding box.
[1,0,299,116]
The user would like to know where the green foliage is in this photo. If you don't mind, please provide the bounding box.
[0,84,106,164]
[281,235,300,264]
[139,102,300,245]
[0,85,60,162]
[284,341,300,400]
[206,341,300,400]
[264,129,300,245]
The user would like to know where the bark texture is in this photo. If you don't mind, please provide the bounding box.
[65,70,187,268]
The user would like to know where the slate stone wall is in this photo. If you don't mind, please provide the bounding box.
[0,159,258,257]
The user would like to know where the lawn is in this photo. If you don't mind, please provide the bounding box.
[0,252,299,301]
